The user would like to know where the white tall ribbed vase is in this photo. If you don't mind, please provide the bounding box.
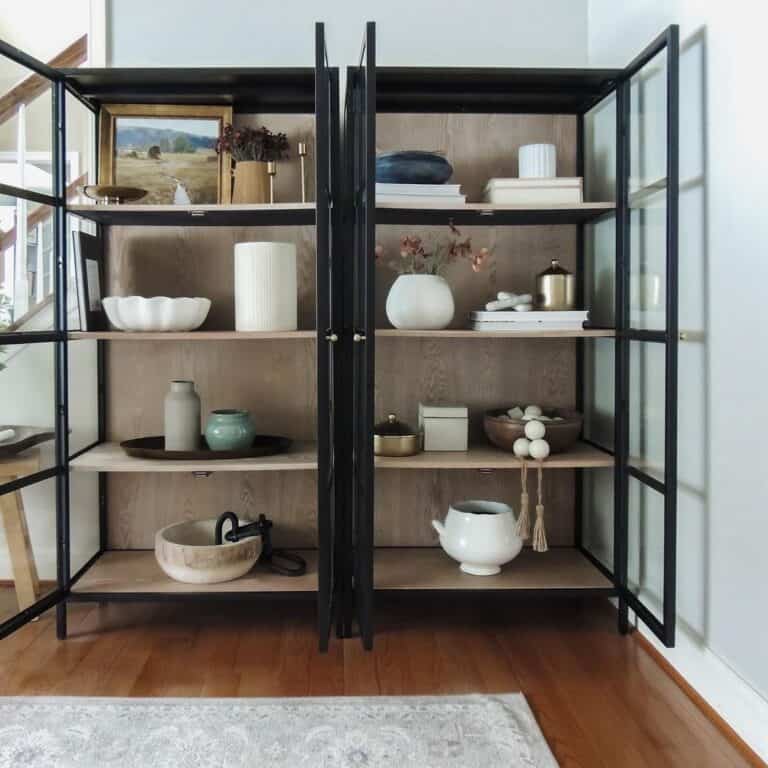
[234,242,298,331]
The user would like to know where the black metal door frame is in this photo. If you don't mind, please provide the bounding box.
[0,41,72,640]
[614,25,679,646]
[346,21,376,650]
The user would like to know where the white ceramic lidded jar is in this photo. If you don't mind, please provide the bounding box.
[164,380,201,451]
[385,274,455,330]
[432,500,522,575]
[234,241,298,331]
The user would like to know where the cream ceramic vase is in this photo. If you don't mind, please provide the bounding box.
[164,380,201,451]
[432,500,522,576]
[385,274,455,330]
[234,241,298,331]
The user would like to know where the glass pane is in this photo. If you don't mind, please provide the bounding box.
[629,189,667,330]
[584,91,616,203]
[66,90,96,205]
[629,340,665,483]
[0,195,55,329]
[629,49,668,332]
[68,339,98,454]
[583,337,614,450]
[629,48,667,192]
[0,55,54,197]
[584,213,615,327]
[627,475,665,622]
[0,341,56,483]
[69,470,99,576]
[0,475,57,624]
[582,467,614,571]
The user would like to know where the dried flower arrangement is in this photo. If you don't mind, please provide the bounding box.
[215,124,290,163]
[375,224,489,277]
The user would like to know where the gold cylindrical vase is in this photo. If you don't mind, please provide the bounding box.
[232,161,270,204]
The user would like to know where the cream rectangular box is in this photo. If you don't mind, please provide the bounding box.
[418,403,469,451]
[483,177,583,205]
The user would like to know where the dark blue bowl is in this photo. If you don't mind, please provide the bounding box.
[376,151,453,184]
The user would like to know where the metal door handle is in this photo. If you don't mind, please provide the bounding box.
[325,332,339,342]
[353,332,366,343]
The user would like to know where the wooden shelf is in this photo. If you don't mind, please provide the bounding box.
[71,550,319,595]
[69,330,316,341]
[70,441,318,473]
[376,328,615,339]
[374,547,614,592]
[374,441,613,470]
[376,201,615,226]
[67,202,315,227]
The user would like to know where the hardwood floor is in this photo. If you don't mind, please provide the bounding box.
[0,595,755,768]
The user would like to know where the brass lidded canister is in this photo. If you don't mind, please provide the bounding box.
[373,413,422,457]
[536,259,576,310]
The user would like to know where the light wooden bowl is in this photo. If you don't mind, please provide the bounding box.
[155,518,261,584]
[484,407,583,454]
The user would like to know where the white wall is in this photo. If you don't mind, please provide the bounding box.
[589,0,768,758]
[107,0,588,68]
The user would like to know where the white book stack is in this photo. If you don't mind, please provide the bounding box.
[470,309,589,332]
[376,183,466,206]
[483,177,583,205]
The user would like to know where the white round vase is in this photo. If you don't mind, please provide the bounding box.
[234,241,297,331]
[385,274,455,330]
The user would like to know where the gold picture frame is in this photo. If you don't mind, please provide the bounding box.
[98,104,233,205]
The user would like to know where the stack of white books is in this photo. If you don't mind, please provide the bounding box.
[483,177,583,205]
[376,183,466,206]
[470,309,589,332]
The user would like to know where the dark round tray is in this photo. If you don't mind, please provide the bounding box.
[120,435,292,460]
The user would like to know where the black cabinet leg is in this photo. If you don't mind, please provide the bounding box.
[618,595,630,634]
[56,601,67,639]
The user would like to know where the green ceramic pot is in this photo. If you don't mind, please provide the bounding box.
[204,409,256,451]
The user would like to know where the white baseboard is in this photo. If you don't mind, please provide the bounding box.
[637,619,768,763]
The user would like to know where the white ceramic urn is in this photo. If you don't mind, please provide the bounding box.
[432,500,523,576]
[385,274,455,330]
[234,241,297,331]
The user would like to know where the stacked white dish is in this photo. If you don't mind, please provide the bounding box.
[470,309,589,332]
[483,177,583,205]
[376,183,466,206]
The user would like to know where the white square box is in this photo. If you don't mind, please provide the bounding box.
[418,403,469,451]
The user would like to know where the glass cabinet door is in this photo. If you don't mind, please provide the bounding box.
[0,44,68,637]
[617,26,679,646]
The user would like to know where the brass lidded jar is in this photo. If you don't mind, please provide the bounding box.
[373,413,421,457]
[536,258,576,310]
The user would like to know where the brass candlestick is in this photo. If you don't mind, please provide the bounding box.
[298,142,308,203]
[267,161,277,204]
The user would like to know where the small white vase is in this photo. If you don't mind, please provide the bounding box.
[519,143,557,178]
[385,274,455,330]
[164,380,201,451]
[234,241,297,331]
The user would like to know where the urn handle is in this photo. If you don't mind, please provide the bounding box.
[431,519,446,537]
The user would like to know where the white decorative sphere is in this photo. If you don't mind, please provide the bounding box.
[524,404,543,417]
[513,437,530,457]
[529,438,550,460]
[524,420,546,440]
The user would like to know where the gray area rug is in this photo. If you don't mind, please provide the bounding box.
[0,694,558,767]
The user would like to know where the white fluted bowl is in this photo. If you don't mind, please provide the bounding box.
[103,296,211,332]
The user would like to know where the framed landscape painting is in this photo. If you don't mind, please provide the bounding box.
[98,104,233,204]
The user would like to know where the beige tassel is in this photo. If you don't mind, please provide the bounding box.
[532,463,548,553]
[515,460,530,540]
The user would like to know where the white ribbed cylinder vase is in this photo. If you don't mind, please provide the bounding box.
[234,241,298,331]
[518,143,557,178]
